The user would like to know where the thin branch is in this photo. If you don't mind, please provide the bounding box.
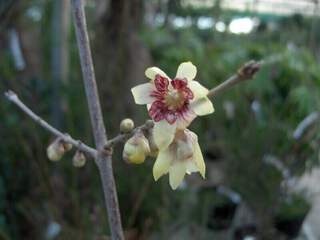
[104,120,154,149]
[4,90,97,157]
[293,111,320,140]
[71,0,124,239]
[207,60,261,98]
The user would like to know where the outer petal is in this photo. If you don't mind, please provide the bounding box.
[190,97,214,116]
[186,160,199,175]
[145,67,169,80]
[175,62,197,81]
[153,120,176,150]
[153,148,173,181]
[169,162,186,190]
[188,81,209,100]
[131,83,155,104]
[193,141,206,178]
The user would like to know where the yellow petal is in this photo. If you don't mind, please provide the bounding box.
[169,162,187,190]
[153,120,176,150]
[190,97,214,116]
[131,83,155,104]
[153,148,172,181]
[186,160,199,174]
[145,67,169,80]
[193,141,206,178]
[188,80,209,100]
[175,62,197,81]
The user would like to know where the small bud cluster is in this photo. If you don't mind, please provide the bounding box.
[46,137,86,168]
[121,119,159,164]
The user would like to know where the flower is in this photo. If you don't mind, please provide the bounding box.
[152,129,206,190]
[131,61,214,150]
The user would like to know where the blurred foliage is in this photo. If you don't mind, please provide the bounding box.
[276,194,311,220]
[0,0,320,239]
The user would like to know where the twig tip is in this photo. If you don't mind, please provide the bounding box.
[4,90,17,100]
[237,60,261,80]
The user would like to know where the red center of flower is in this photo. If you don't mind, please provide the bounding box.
[148,74,194,124]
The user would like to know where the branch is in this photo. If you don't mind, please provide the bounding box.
[4,90,97,157]
[104,120,154,149]
[293,111,320,140]
[71,0,106,148]
[207,60,261,98]
[71,0,124,239]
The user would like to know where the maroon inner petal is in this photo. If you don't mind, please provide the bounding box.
[150,90,164,100]
[148,77,195,125]
[182,88,194,100]
[171,78,187,90]
[154,74,169,92]
[149,100,166,122]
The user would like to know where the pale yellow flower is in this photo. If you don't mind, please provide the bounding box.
[152,129,206,190]
[131,62,214,150]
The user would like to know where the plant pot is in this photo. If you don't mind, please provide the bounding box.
[274,215,307,238]
[274,194,311,238]
[207,201,238,230]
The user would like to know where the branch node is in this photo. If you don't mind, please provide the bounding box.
[4,90,97,157]
[237,60,261,80]
[101,147,113,157]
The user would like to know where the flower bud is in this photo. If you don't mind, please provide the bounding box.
[176,130,197,161]
[120,118,135,133]
[73,151,86,168]
[63,142,73,151]
[123,133,150,164]
[47,139,65,161]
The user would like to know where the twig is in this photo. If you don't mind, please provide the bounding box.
[4,90,97,157]
[104,120,154,149]
[207,60,261,98]
[293,112,320,140]
[71,0,124,239]
[262,154,291,179]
